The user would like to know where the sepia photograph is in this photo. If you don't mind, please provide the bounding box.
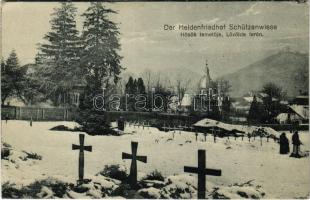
[1,1,309,199]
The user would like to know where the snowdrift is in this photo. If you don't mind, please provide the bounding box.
[194,118,280,138]
[2,170,266,199]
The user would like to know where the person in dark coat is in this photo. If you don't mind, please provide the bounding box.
[291,131,302,157]
[117,116,125,131]
[279,133,289,154]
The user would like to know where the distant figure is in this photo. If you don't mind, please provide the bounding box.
[247,132,251,142]
[291,131,302,157]
[279,133,289,154]
[118,117,125,131]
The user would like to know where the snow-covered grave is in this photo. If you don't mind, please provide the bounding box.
[1,120,310,198]
[194,118,280,138]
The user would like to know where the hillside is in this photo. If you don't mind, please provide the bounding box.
[221,51,309,97]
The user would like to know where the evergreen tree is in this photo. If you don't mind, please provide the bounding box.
[38,2,82,102]
[125,77,135,94]
[124,77,136,111]
[1,59,10,104]
[133,79,138,93]
[1,51,27,105]
[77,3,123,135]
[248,95,261,124]
[81,2,122,93]
[221,96,231,121]
[137,78,146,94]
[261,82,285,121]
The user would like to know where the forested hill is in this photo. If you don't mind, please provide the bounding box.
[221,51,309,97]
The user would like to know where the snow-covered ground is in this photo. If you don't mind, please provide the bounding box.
[2,120,310,198]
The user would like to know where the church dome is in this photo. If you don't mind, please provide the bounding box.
[199,75,211,89]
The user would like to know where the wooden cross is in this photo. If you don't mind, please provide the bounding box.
[30,116,33,127]
[179,123,182,134]
[195,131,198,141]
[184,150,222,199]
[72,134,92,185]
[122,141,147,186]
[204,132,207,142]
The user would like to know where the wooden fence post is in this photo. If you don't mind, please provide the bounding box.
[14,107,17,120]
[19,107,22,120]
[66,109,69,121]
[36,109,39,121]
[42,108,44,120]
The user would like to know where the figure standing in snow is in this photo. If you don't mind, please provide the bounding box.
[291,131,302,157]
[118,116,125,131]
[279,133,289,154]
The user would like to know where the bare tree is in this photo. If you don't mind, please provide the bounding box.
[141,69,152,92]
[176,72,191,102]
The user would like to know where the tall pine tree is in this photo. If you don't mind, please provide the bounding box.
[137,78,146,94]
[38,2,82,104]
[77,3,123,135]
[81,2,122,95]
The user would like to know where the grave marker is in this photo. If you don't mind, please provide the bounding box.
[184,150,222,199]
[179,123,182,134]
[72,134,92,185]
[122,141,147,186]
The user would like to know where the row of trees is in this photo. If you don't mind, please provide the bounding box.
[121,75,232,120]
[39,2,122,106]
[2,2,123,108]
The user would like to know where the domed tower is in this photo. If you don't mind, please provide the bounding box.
[199,59,213,95]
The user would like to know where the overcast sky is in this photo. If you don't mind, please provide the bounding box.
[2,2,308,78]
